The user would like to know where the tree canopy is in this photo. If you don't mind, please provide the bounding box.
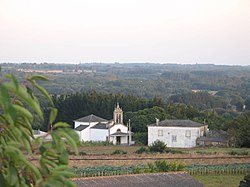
[228,112,250,147]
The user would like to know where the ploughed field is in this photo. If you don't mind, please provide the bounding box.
[68,146,250,168]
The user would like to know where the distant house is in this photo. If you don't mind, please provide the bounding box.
[148,119,208,148]
[197,130,230,147]
[74,103,133,145]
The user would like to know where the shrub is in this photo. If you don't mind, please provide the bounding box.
[149,140,168,153]
[111,149,127,155]
[155,160,171,172]
[132,166,141,174]
[228,150,249,156]
[81,141,113,146]
[147,160,186,173]
[135,147,149,154]
[167,149,185,154]
[133,132,148,145]
[239,174,250,187]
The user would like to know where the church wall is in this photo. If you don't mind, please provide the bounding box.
[110,124,128,134]
[90,129,108,141]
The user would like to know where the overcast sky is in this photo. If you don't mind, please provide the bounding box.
[0,0,250,65]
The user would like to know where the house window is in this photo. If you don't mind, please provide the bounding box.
[172,135,177,142]
[185,130,191,137]
[158,129,163,136]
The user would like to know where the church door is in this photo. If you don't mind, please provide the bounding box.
[116,136,121,145]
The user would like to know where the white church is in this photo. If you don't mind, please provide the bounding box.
[74,103,133,145]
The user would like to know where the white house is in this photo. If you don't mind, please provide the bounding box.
[74,103,133,145]
[148,119,208,148]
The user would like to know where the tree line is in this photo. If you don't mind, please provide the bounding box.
[36,91,250,147]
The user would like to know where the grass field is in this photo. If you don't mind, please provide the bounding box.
[193,174,244,187]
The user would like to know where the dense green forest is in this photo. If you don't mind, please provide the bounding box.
[2,63,250,111]
[1,63,250,146]
[2,63,250,105]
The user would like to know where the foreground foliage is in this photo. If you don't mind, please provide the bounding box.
[239,174,250,187]
[0,74,79,186]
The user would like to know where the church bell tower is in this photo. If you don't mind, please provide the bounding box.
[113,103,123,124]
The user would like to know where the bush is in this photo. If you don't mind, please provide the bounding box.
[133,132,148,145]
[147,160,186,173]
[149,140,168,153]
[135,147,149,154]
[239,174,250,187]
[111,149,127,155]
[155,160,171,172]
[227,150,249,156]
[81,141,113,146]
[167,149,185,154]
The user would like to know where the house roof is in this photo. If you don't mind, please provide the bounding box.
[73,172,204,187]
[74,125,89,131]
[148,119,205,128]
[74,114,108,123]
[90,122,108,130]
[149,119,204,127]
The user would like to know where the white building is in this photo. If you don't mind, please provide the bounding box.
[74,103,133,145]
[148,119,208,148]
[33,130,52,141]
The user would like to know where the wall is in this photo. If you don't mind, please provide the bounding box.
[110,124,128,134]
[90,129,108,141]
[148,126,202,148]
[74,121,99,142]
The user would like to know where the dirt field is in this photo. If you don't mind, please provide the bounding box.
[68,146,250,168]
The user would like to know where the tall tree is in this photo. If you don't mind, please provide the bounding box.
[228,112,250,147]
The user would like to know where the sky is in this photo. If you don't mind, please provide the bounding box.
[0,0,250,65]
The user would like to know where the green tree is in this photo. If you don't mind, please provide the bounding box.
[0,74,79,186]
[228,112,250,147]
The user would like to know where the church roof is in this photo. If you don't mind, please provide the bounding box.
[148,120,205,128]
[74,114,108,123]
[74,125,89,131]
[91,122,108,129]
